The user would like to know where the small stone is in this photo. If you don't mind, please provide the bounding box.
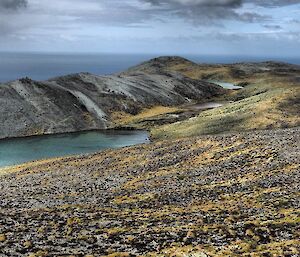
[186,230,195,238]
[183,230,196,243]
[0,234,6,242]
[24,240,33,249]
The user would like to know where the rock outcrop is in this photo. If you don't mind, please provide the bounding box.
[0,57,225,139]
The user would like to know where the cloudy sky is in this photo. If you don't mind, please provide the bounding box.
[1,0,300,56]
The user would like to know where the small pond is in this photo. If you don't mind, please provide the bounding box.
[189,102,224,110]
[209,81,243,90]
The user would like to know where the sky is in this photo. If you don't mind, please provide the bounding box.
[0,0,300,56]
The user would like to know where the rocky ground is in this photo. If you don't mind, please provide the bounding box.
[0,127,299,256]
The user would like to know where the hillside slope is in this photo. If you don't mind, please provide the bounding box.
[0,57,224,139]
[0,127,299,256]
[151,58,300,139]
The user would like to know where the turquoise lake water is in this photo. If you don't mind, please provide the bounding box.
[0,130,149,168]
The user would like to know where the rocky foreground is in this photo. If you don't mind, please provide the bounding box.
[0,127,299,256]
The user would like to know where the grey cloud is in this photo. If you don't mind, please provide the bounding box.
[145,0,300,7]
[0,0,28,36]
[0,0,299,45]
[77,4,154,26]
[263,24,282,30]
[145,0,242,7]
[289,19,300,24]
[250,0,300,7]
[141,0,269,25]
[0,0,27,11]
[239,12,270,23]
[188,30,300,43]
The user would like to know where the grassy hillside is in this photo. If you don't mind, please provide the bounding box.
[0,127,299,256]
[150,59,300,139]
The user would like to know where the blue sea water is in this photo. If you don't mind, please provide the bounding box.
[0,53,156,83]
[0,52,299,83]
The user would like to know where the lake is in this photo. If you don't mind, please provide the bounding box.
[0,130,149,168]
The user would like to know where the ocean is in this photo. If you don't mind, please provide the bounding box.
[0,52,299,83]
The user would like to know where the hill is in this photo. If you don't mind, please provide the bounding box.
[151,59,300,139]
[1,56,299,140]
[0,57,224,139]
